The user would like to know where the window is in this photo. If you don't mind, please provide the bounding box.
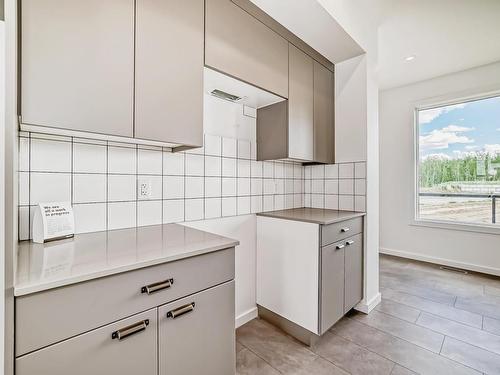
[416,94,500,227]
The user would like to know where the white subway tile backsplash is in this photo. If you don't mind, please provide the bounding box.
[237,196,251,215]
[138,201,162,226]
[355,162,367,179]
[185,154,204,176]
[31,139,71,172]
[185,199,203,221]
[108,146,136,174]
[138,149,162,175]
[222,137,237,158]
[163,199,184,223]
[185,176,204,198]
[238,140,251,159]
[237,178,250,196]
[222,197,237,217]
[205,177,222,198]
[73,143,107,174]
[18,130,367,239]
[205,198,222,219]
[339,179,354,195]
[205,156,221,176]
[31,173,71,204]
[163,152,184,176]
[108,202,136,230]
[222,178,237,197]
[237,159,251,178]
[108,175,136,202]
[164,176,184,199]
[73,174,106,203]
[73,203,106,234]
[222,158,237,177]
[205,134,222,156]
[339,163,354,179]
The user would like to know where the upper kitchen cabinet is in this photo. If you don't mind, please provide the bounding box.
[205,0,289,98]
[257,44,314,162]
[135,0,204,147]
[314,61,335,164]
[21,0,134,137]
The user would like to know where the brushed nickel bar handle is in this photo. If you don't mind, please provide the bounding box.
[341,227,350,233]
[166,303,196,319]
[112,319,149,340]
[336,244,345,250]
[141,278,174,295]
[346,240,354,246]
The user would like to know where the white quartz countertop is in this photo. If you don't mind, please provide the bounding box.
[15,223,239,297]
[257,208,365,225]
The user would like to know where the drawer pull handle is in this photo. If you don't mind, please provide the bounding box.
[346,240,354,246]
[112,319,149,341]
[341,227,350,233]
[167,303,196,319]
[141,278,174,294]
[336,244,345,250]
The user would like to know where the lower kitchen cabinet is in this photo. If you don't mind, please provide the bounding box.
[159,281,235,375]
[344,234,363,313]
[320,241,345,333]
[16,309,157,375]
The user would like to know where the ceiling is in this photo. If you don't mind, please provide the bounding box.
[377,0,500,90]
[251,0,500,90]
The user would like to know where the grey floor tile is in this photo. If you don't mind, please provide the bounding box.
[391,364,418,375]
[236,348,281,375]
[287,356,350,375]
[381,275,457,305]
[382,287,483,328]
[441,337,500,375]
[352,310,444,353]
[376,298,421,323]
[331,317,480,375]
[483,317,500,336]
[313,331,394,375]
[237,318,319,373]
[484,284,500,297]
[456,295,500,320]
[236,340,245,353]
[416,312,500,356]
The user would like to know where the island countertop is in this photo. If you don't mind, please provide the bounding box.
[15,223,239,297]
[257,207,365,225]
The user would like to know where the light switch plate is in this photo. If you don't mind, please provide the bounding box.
[138,179,152,199]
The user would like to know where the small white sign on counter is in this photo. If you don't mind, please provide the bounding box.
[33,202,75,244]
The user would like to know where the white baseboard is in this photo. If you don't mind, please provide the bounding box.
[355,292,381,314]
[235,307,258,328]
[380,247,500,277]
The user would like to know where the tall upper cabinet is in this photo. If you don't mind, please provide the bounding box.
[21,0,135,137]
[205,0,289,98]
[135,0,204,146]
[314,61,335,164]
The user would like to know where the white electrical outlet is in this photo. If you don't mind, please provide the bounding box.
[138,179,152,199]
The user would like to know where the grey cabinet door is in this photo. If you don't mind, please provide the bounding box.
[21,0,134,137]
[313,61,335,163]
[344,234,363,312]
[135,0,204,146]
[288,44,314,161]
[320,241,345,334]
[205,0,289,98]
[159,281,235,375]
[16,309,157,375]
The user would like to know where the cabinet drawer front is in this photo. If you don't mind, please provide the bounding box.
[344,234,363,312]
[159,281,235,375]
[16,248,234,356]
[16,309,157,375]
[321,217,363,246]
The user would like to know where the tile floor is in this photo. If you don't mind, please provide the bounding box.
[236,254,500,374]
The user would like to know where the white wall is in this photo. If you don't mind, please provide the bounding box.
[0,18,5,374]
[380,61,500,275]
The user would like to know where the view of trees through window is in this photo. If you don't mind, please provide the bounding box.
[417,95,500,226]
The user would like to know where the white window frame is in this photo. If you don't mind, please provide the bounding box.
[412,90,500,235]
